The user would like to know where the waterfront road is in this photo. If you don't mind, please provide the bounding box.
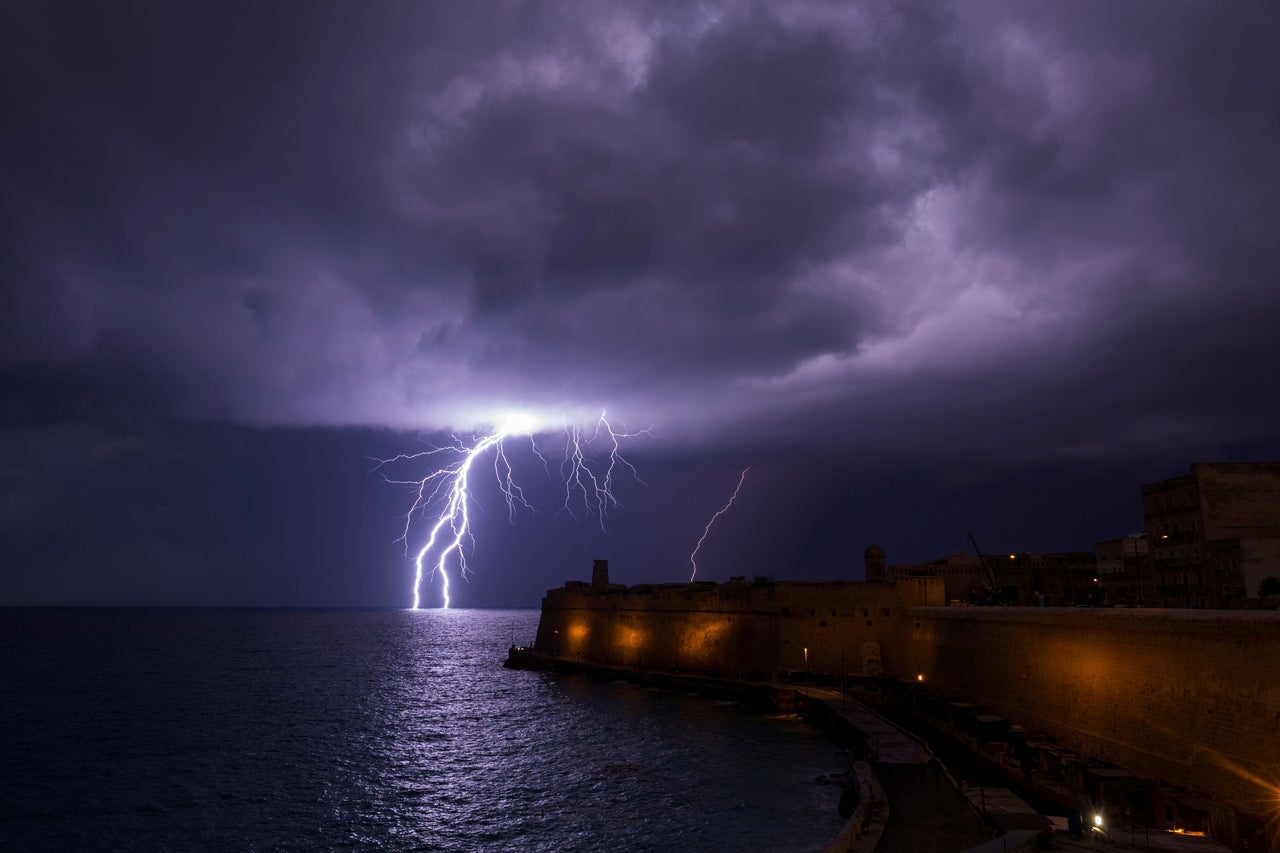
[801,687,988,852]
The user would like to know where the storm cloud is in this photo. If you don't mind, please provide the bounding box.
[2,1,1279,604]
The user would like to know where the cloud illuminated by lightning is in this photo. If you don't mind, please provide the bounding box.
[376,411,646,608]
[689,467,750,581]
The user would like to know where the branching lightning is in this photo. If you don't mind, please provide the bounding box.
[689,467,750,581]
[559,412,649,530]
[376,411,645,609]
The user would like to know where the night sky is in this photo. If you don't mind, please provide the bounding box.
[3,2,1279,607]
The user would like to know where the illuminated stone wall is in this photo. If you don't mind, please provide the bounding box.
[531,575,1279,844]
[532,577,943,681]
[898,607,1280,835]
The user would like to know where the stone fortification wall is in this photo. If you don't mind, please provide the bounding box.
[532,578,942,682]
[898,607,1280,818]
[530,575,1279,842]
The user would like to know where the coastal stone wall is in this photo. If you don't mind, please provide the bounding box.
[530,574,1280,846]
[897,607,1280,831]
[532,577,943,682]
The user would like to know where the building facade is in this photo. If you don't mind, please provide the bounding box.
[1142,463,1280,607]
[1093,533,1150,606]
[890,549,1098,606]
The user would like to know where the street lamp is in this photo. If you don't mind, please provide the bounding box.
[803,647,809,696]
[840,649,847,714]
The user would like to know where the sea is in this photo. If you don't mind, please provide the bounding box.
[2,608,849,852]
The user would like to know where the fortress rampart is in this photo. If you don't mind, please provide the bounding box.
[529,569,1280,849]
[532,576,943,680]
[902,607,1280,821]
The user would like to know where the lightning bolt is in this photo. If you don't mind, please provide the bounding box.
[689,467,750,581]
[377,410,646,609]
[559,412,650,530]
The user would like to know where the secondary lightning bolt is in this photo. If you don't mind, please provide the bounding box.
[689,467,750,581]
[378,411,646,609]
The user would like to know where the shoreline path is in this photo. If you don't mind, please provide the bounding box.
[802,686,987,853]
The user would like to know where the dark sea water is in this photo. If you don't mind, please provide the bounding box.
[2,609,848,851]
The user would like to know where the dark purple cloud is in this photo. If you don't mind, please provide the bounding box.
[2,1,1279,604]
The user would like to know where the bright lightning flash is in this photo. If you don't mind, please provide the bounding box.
[376,411,646,609]
[689,467,750,581]
[559,412,649,530]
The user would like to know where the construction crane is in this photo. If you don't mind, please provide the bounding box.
[967,532,1003,605]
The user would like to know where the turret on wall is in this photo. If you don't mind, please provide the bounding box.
[592,559,610,588]
[864,545,886,582]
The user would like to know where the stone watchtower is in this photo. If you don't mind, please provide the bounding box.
[864,545,886,582]
[592,559,610,588]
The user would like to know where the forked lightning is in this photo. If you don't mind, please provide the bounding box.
[376,411,646,608]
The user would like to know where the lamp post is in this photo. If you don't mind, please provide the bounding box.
[803,647,809,696]
[978,756,986,827]
[840,649,846,715]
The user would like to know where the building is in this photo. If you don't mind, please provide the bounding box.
[889,550,990,603]
[890,549,1098,606]
[1207,537,1280,603]
[1093,533,1150,606]
[1142,463,1280,607]
[999,550,1099,606]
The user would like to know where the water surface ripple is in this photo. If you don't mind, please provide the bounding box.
[3,609,846,851]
